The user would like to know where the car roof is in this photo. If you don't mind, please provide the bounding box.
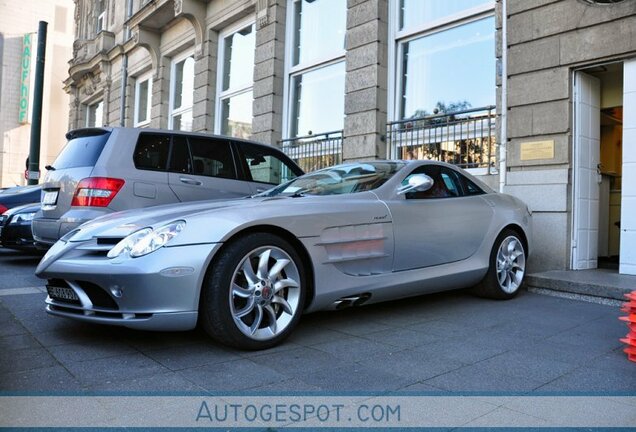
[66,127,283,152]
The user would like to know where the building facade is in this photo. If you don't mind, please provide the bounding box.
[65,0,636,276]
[0,0,75,187]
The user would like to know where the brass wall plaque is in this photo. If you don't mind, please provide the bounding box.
[520,140,555,161]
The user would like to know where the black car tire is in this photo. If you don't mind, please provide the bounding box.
[472,229,526,300]
[200,232,306,350]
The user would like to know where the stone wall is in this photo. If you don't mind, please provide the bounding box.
[504,0,636,271]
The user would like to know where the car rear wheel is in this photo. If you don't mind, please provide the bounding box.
[200,233,306,350]
[473,229,526,299]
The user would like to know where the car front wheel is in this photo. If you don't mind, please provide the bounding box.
[473,229,526,299]
[200,233,306,350]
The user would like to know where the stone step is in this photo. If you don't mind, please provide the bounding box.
[526,269,635,301]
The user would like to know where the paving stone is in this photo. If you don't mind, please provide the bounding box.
[474,350,577,384]
[0,333,41,351]
[297,363,412,392]
[536,365,636,392]
[121,330,209,352]
[360,328,443,349]
[49,341,138,363]
[405,319,476,338]
[0,314,28,337]
[312,336,398,362]
[0,292,46,312]
[413,337,509,365]
[424,363,543,392]
[178,359,288,392]
[287,325,350,347]
[0,365,84,391]
[358,350,466,381]
[249,346,350,377]
[0,347,58,374]
[64,353,170,387]
[145,343,241,371]
[248,377,322,392]
[88,371,207,392]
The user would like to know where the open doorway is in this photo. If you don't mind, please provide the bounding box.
[571,62,626,272]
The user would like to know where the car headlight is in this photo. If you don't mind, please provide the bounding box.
[9,212,36,224]
[107,220,186,259]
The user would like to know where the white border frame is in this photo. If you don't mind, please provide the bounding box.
[133,71,153,127]
[168,49,195,130]
[214,16,256,135]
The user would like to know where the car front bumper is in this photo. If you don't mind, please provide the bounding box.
[37,242,222,331]
[0,222,37,250]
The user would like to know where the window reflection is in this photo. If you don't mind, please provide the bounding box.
[400,0,491,31]
[221,91,253,139]
[293,0,346,67]
[87,101,103,127]
[171,55,194,131]
[400,17,495,119]
[173,56,194,110]
[291,61,345,137]
[223,24,255,92]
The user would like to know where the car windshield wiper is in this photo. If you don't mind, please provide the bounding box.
[45,165,56,171]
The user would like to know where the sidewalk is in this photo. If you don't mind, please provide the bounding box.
[1,286,633,393]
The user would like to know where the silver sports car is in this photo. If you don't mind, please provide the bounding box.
[36,160,532,350]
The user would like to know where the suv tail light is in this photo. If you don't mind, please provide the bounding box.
[0,204,7,215]
[71,177,125,207]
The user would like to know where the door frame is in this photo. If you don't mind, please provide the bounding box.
[570,60,628,270]
[570,69,601,270]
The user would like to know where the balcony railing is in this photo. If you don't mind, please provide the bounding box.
[279,130,343,173]
[386,106,497,172]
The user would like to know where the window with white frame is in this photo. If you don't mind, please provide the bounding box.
[86,100,104,127]
[96,0,106,33]
[169,52,195,131]
[134,72,152,127]
[392,0,495,120]
[286,0,346,138]
[216,21,255,139]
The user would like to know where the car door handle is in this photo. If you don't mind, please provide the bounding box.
[179,177,202,186]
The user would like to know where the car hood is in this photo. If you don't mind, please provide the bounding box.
[65,191,387,246]
[68,197,274,240]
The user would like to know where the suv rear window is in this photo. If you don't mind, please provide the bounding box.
[53,131,110,169]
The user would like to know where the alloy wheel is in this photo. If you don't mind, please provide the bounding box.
[229,246,301,340]
[495,235,525,294]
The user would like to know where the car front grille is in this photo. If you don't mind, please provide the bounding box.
[46,278,119,310]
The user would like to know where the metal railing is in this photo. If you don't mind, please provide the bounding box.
[386,106,497,172]
[279,130,343,173]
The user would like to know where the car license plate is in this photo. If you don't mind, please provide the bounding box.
[47,285,79,302]
[42,190,59,206]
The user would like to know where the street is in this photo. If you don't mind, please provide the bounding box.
[0,247,634,393]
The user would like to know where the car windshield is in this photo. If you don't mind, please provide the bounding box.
[259,161,405,197]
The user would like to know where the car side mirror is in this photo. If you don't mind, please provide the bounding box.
[397,174,434,195]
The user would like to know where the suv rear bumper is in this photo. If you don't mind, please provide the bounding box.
[33,209,111,247]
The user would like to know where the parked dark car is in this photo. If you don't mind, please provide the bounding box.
[0,203,40,251]
[0,185,41,214]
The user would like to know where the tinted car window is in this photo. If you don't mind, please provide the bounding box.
[133,134,171,171]
[463,176,485,196]
[403,165,461,199]
[188,137,236,179]
[239,143,300,185]
[52,132,110,169]
[169,135,192,173]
